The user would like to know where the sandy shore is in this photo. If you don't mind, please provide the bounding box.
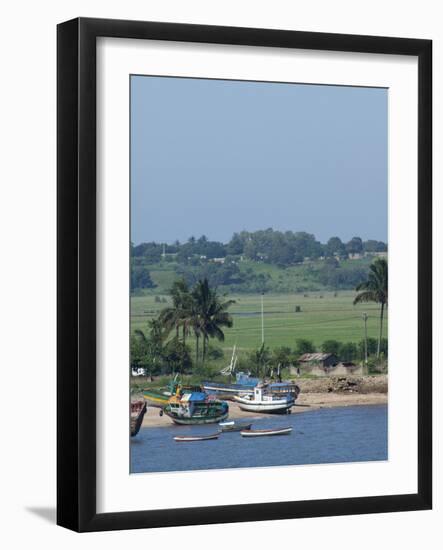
[141,392,387,428]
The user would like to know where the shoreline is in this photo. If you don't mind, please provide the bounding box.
[140,392,387,428]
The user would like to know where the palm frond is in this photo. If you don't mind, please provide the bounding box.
[353,290,378,305]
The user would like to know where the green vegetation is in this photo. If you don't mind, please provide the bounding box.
[131,257,382,296]
[132,278,235,376]
[131,229,387,295]
[132,289,388,374]
[130,234,389,379]
[354,258,388,357]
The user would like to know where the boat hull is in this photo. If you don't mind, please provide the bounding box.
[130,401,147,437]
[174,434,219,441]
[234,396,294,413]
[241,427,292,437]
[165,411,229,425]
[202,381,255,395]
[203,381,300,399]
[143,390,169,408]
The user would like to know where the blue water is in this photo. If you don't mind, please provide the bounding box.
[130,404,387,474]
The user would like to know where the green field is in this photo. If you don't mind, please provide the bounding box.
[131,290,387,353]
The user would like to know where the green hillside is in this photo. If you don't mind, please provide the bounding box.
[132,256,375,296]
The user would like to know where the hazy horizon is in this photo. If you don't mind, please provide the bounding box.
[131,76,387,246]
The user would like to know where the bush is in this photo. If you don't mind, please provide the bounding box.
[295,338,315,356]
[367,357,388,374]
[338,342,358,362]
[206,345,224,360]
[321,340,341,356]
[357,337,388,359]
[131,266,156,289]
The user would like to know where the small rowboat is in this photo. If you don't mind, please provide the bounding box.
[219,420,252,432]
[173,433,219,442]
[240,427,292,437]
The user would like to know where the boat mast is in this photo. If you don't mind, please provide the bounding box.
[230,345,236,373]
[261,292,265,344]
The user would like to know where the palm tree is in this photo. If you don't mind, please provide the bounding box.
[191,278,235,366]
[158,279,193,342]
[353,258,388,358]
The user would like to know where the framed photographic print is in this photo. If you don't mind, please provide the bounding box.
[57,18,432,532]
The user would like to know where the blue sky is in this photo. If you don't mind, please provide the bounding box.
[131,76,387,245]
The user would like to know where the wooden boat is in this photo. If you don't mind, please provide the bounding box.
[143,381,205,409]
[240,427,292,437]
[142,388,170,408]
[130,400,147,437]
[173,433,219,442]
[203,377,300,399]
[143,381,229,425]
[203,367,260,395]
[234,384,295,414]
[164,388,229,425]
[219,420,252,432]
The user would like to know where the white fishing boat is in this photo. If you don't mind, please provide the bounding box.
[173,433,219,442]
[234,384,295,414]
[240,427,292,437]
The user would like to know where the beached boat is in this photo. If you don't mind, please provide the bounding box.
[240,427,292,437]
[267,382,300,400]
[143,381,203,409]
[142,388,170,408]
[234,384,295,414]
[130,400,147,437]
[219,420,252,432]
[173,433,219,442]
[203,376,300,399]
[164,390,229,425]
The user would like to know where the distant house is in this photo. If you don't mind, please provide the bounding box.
[299,353,339,368]
[348,252,363,260]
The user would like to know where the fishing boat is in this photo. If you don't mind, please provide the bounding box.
[203,378,300,399]
[164,390,229,425]
[267,382,300,400]
[218,420,252,432]
[240,427,292,437]
[130,400,147,437]
[234,384,295,414]
[203,346,260,395]
[142,388,170,408]
[143,380,203,409]
[202,373,260,396]
[173,433,219,442]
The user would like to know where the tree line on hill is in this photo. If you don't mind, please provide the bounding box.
[131,229,387,291]
[132,230,387,265]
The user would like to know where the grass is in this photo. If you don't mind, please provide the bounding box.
[131,290,387,353]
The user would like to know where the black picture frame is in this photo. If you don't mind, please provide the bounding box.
[57,17,432,532]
